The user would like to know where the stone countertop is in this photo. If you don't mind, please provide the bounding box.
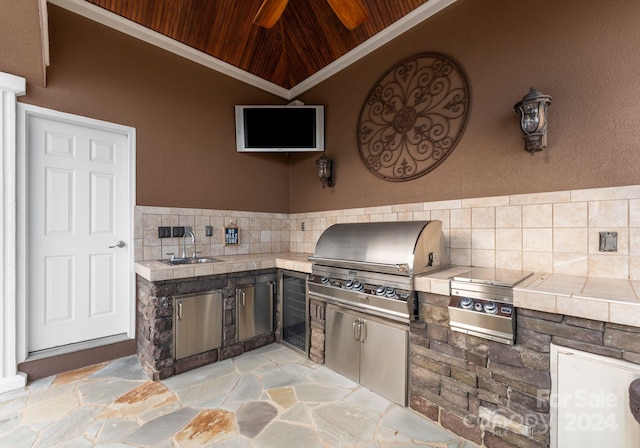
[134,252,312,282]
[415,266,640,328]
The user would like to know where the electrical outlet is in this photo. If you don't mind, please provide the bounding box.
[157,226,171,238]
[599,232,618,252]
[301,222,305,231]
[205,226,213,236]
[172,226,185,238]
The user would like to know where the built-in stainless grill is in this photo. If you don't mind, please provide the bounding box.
[449,267,534,345]
[308,221,446,406]
[308,220,446,323]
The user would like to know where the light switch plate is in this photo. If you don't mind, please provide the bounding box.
[599,232,617,252]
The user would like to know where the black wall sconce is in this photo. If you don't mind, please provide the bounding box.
[514,87,552,155]
[316,155,335,189]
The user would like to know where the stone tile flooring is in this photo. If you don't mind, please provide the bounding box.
[0,344,480,447]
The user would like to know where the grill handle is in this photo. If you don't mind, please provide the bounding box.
[308,256,410,274]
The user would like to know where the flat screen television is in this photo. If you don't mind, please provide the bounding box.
[235,105,324,152]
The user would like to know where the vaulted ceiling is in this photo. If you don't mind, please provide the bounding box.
[49,0,457,98]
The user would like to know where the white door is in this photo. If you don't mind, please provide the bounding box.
[551,344,640,448]
[25,108,134,353]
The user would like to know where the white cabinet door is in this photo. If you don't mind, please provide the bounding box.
[551,344,640,448]
[26,110,133,352]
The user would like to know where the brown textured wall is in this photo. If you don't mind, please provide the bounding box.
[291,0,640,213]
[0,0,45,86]
[21,6,291,213]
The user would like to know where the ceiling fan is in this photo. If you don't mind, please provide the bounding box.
[253,0,369,30]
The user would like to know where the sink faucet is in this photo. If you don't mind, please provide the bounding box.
[182,230,196,258]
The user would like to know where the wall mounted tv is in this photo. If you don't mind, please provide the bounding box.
[235,105,324,152]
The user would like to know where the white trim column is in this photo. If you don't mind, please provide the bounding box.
[0,72,27,393]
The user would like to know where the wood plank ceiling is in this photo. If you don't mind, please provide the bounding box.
[82,0,430,89]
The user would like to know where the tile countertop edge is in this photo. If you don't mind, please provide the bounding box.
[134,252,313,281]
[416,268,640,329]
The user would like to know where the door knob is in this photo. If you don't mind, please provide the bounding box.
[109,240,126,248]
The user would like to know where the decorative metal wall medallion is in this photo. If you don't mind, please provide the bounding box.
[357,52,471,181]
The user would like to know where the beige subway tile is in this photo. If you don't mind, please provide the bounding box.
[553,228,587,253]
[523,204,552,228]
[134,209,143,238]
[414,211,431,221]
[513,291,557,313]
[631,199,640,227]
[472,229,495,250]
[430,210,450,228]
[610,302,640,327]
[471,249,494,267]
[572,185,640,202]
[495,250,522,270]
[161,214,179,227]
[629,257,640,281]
[143,229,161,247]
[397,212,414,221]
[450,208,471,229]
[588,200,628,227]
[143,246,162,261]
[556,297,609,322]
[171,207,203,216]
[450,229,471,249]
[510,190,571,205]
[471,207,495,228]
[523,251,553,273]
[423,199,462,211]
[553,253,588,276]
[496,206,522,228]
[450,248,471,266]
[523,228,552,252]
[588,254,629,279]
[137,205,171,215]
[134,239,143,262]
[392,202,422,212]
[142,213,162,230]
[553,202,587,227]
[496,228,522,251]
[461,195,509,208]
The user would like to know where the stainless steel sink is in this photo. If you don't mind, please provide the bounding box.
[161,257,222,266]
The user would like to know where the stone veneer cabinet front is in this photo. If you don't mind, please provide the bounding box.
[137,269,277,380]
[410,291,640,448]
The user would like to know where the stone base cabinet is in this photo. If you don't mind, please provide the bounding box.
[137,269,277,380]
[410,292,640,448]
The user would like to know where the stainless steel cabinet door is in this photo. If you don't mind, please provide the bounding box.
[174,291,223,360]
[359,315,408,406]
[325,304,360,383]
[237,283,274,341]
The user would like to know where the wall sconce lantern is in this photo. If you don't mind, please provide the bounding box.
[514,87,552,155]
[316,155,335,189]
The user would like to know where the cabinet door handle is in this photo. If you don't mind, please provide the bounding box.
[359,320,366,343]
[240,290,246,307]
[177,300,183,320]
[353,320,359,341]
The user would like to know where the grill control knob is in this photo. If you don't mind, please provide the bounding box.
[345,280,353,289]
[385,287,396,298]
[321,276,330,285]
[459,297,474,310]
[399,292,410,300]
[484,301,499,314]
[375,285,386,296]
[352,281,363,291]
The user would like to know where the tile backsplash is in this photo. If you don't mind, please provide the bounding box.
[136,184,640,280]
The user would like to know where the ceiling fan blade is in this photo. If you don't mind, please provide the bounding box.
[253,0,289,29]
[326,0,369,30]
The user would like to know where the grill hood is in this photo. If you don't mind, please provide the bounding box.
[309,221,445,276]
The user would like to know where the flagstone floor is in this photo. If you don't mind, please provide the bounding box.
[0,344,480,447]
